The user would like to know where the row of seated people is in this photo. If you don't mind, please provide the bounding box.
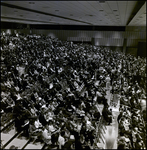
[1,32,115,149]
[1,32,146,149]
[13,97,105,149]
[117,91,146,149]
[117,75,146,149]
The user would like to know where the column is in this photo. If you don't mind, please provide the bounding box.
[123,38,127,54]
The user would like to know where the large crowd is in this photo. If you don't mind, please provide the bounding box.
[1,31,146,149]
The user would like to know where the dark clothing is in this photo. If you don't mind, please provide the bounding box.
[102,107,112,124]
[117,143,125,149]
[39,113,47,126]
[93,112,101,121]
[51,132,59,145]
[75,140,83,150]
[63,140,74,149]
[117,112,123,123]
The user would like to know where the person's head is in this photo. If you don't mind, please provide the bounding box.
[61,130,65,137]
[15,99,23,105]
[29,116,38,124]
[48,120,54,125]
[134,127,138,133]
[51,132,59,145]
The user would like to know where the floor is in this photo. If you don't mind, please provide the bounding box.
[104,110,119,149]
[96,86,120,149]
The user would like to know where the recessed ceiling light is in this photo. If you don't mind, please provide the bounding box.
[29,2,35,4]
[113,10,117,11]
[42,6,50,8]
[99,0,105,3]
[55,10,59,11]
[70,14,73,16]
[99,20,102,21]
[99,10,104,11]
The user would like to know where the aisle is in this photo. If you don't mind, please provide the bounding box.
[104,110,119,149]
[104,87,119,149]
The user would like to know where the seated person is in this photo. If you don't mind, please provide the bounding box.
[58,131,66,149]
[28,116,42,139]
[13,99,31,133]
[93,111,101,121]
[42,123,52,144]
[117,143,125,149]
[51,132,60,147]
[38,106,48,126]
[102,105,112,125]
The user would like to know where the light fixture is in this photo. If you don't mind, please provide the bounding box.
[42,6,50,8]
[99,0,105,3]
[29,2,35,4]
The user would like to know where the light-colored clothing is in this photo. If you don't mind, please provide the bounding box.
[34,119,42,128]
[48,125,56,132]
[42,129,51,144]
[58,135,65,147]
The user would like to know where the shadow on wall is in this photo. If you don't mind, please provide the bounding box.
[126,47,138,57]
[137,42,146,58]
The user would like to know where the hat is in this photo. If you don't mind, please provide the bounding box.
[125,138,130,142]
[69,135,75,141]
[134,127,138,131]
[141,94,146,99]
[41,105,47,109]
[86,120,91,126]
[38,97,42,101]
[100,75,103,79]
[119,136,126,141]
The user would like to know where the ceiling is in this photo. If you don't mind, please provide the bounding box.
[1,1,146,26]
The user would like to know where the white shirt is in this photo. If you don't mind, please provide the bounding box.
[34,119,42,128]
[48,125,56,132]
[105,76,111,82]
[42,129,51,140]
[58,135,65,146]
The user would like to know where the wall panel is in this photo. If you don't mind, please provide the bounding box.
[127,39,139,47]
[126,48,138,57]
[93,38,124,46]
[1,28,146,49]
